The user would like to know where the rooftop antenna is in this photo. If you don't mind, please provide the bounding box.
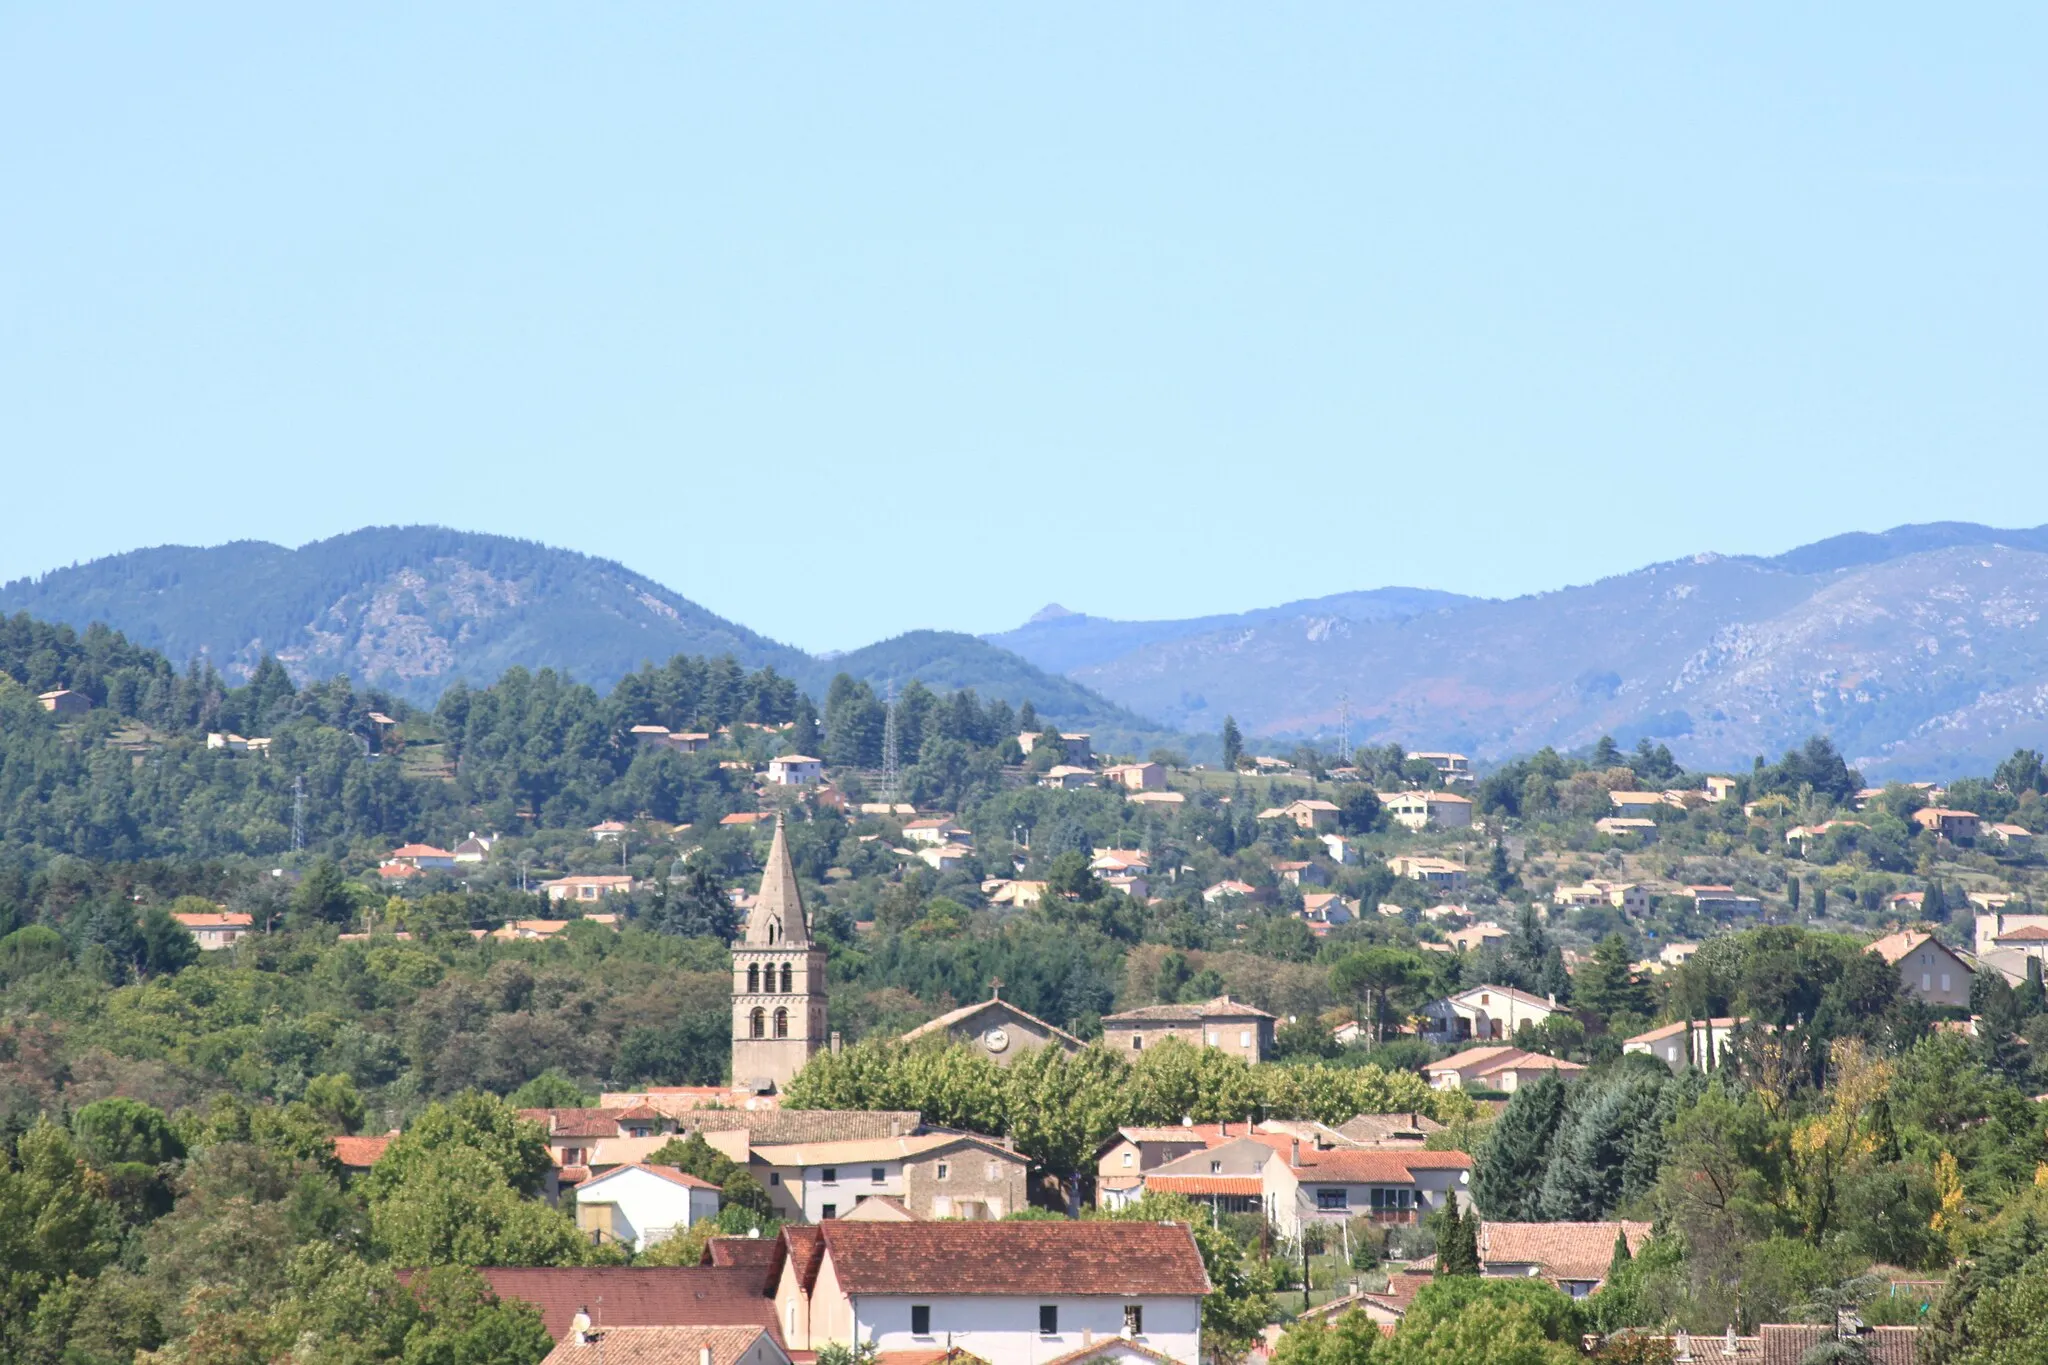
[291,774,306,853]
[882,678,900,804]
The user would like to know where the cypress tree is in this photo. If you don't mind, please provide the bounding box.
[1473,1073,1568,1220]
[1607,1226,1633,1281]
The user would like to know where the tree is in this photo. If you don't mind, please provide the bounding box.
[293,859,356,927]
[1432,1195,1480,1275]
[363,1091,554,1199]
[1331,948,1426,1047]
[1994,747,2046,796]
[506,1069,592,1110]
[136,905,198,976]
[1608,1226,1633,1281]
[368,1144,591,1267]
[1222,716,1244,771]
[1379,1277,1583,1365]
[1574,935,1652,1024]
[1338,786,1383,835]
[1488,841,1517,893]
[1474,1074,1568,1220]
[72,1097,184,1168]
[1273,1309,1382,1365]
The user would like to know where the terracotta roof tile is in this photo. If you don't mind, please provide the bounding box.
[1290,1150,1473,1183]
[816,1221,1211,1297]
[331,1134,392,1168]
[580,1163,720,1193]
[1102,994,1278,1024]
[1145,1175,1264,1196]
[1758,1326,1919,1365]
[540,1326,781,1365]
[782,1226,826,1293]
[1477,1221,1650,1282]
[458,1268,780,1341]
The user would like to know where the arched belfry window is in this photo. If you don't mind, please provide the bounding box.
[747,964,760,992]
[773,1007,789,1039]
[749,1007,766,1039]
[767,919,781,944]
[780,962,794,993]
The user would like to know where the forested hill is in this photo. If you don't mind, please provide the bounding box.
[0,528,814,702]
[0,528,1169,745]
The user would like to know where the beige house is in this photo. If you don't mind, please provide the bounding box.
[1443,920,1509,952]
[896,989,1082,1065]
[38,689,91,717]
[749,1133,1027,1223]
[1410,752,1472,784]
[1257,799,1342,833]
[1867,931,1973,1008]
[903,817,969,846]
[1551,880,1648,914]
[1594,817,1659,840]
[1101,762,1165,791]
[1419,985,1561,1042]
[1423,1046,1584,1093]
[1607,791,1669,817]
[1038,765,1097,790]
[1101,995,1278,1062]
[1387,855,1468,894]
[539,874,637,903]
[1703,775,1739,802]
[1380,791,1474,830]
[1623,1017,1746,1072]
[1480,1220,1652,1298]
[1911,808,1981,844]
[173,910,253,950]
[1017,731,1093,764]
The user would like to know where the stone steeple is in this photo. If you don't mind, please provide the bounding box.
[742,816,811,947]
[731,815,826,1093]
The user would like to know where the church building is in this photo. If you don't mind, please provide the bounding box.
[732,818,828,1093]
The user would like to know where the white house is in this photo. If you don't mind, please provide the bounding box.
[1379,791,1474,830]
[903,818,969,846]
[780,1220,1209,1365]
[570,1163,721,1251]
[767,755,825,786]
[1622,1018,1747,1073]
[1321,833,1352,864]
[1418,985,1562,1043]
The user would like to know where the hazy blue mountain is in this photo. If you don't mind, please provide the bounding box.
[0,528,1167,742]
[1060,525,2048,779]
[984,587,1476,675]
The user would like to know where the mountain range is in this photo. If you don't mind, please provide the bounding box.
[8,521,2048,778]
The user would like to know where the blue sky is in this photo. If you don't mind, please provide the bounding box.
[3,6,2044,653]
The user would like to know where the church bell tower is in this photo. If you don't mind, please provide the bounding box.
[731,817,827,1093]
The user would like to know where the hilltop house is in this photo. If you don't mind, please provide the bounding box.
[766,755,824,786]
[173,910,253,950]
[1101,762,1165,791]
[1418,985,1562,1043]
[572,1164,722,1251]
[1623,1018,1746,1072]
[1868,931,1974,1008]
[1380,791,1474,830]
[1387,855,1468,894]
[1911,808,1981,844]
[1101,995,1277,1062]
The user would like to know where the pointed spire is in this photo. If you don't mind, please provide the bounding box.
[743,816,811,947]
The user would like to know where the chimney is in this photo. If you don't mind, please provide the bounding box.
[700,1347,713,1365]
[831,1031,842,1055]
[1219,1120,1228,1137]
[1291,1138,1301,1167]
[1083,1330,1094,1348]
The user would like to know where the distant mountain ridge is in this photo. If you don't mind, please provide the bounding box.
[0,528,1170,748]
[986,522,2048,780]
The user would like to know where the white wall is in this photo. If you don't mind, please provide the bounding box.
[849,1294,1201,1365]
[577,1168,720,1250]
[794,1161,904,1221]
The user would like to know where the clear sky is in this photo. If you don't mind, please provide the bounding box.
[3,6,2044,653]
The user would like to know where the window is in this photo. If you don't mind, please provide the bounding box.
[1132,1034,1143,1050]
[822,1167,838,1184]
[1124,1305,1144,1335]
[781,963,794,993]
[1921,973,1931,991]
[1210,1161,1222,1174]
[1121,1151,1134,1168]
[747,964,760,992]
[1039,1305,1059,1336]
[1316,1188,1348,1210]
[749,1007,766,1039]
[1205,1029,1218,1045]
[872,1167,886,1184]
[773,1007,789,1039]
[986,1162,1000,1182]
[1941,973,1951,991]
[936,1162,950,1180]
[821,1203,837,1220]
[911,1306,932,1336]
[1240,1029,1252,1047]
[768,1172,780,1184]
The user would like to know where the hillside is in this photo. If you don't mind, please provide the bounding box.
[1054,527,2048,779]
[0,527,1171,743]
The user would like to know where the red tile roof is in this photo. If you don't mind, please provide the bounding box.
[782,1225,826,1293]
[1145,1175,1264,1196]
[582,1163,719,1193]
[816,1221,1211,1297]
[463,1268,780,1342]
[701,1235,785,1295]
[1477,1221,1651,1282]
[1289,1150,1473,1184]
[331,1134,392,1168]
[540,1326,779,1365]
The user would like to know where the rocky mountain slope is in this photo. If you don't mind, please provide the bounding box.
[1033,527,2048,778]
[0,529,1164,744]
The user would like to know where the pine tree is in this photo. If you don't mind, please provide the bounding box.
[1222,716,1244,771]
[1473,1073,1567,1219]
[1431,1193,1480,1276]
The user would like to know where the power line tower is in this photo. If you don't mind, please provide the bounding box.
[881,679,900,805]
[1337,691,1351,766]
[291,775,307,853]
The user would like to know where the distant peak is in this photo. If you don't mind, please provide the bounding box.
[1029,603,1077,623]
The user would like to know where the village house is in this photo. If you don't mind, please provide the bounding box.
[1016,731,1093,765]
[748,1133,1028,1223]
[1623,1017,1746,1072]
[38,689,91,717]
[766,755,824,786]
[1127,790,1185,808]
[1443,920,1509,952]
[1101,761,1165,791]
[1911,807,1981,844]
[1299,893,1354,930]
[1201,879,1256,904]
[1593,817,1659,840]
[1386,854,1468,894]
[206,732,273,755]
[452,831,498,863]
[1270,1146,1475,1240]
[1985,822,2034,848]
[1703,775,1740,802]
[1272,860,1331,888]
[1688,885,1763,917]
[1257,798,1342,833]
[541,1326,789,1365]
[173,910,253,950]
[1409,752,1472,784]
[589,820,631,843]
[1479,1220,1652,1298]
[1551,880,1649,915]
[1380,790,1474,830]
[1423,1046,1585,1093]
[572,1164,722,1251]
[1320,833,1352,863]
[772,1220,1208,1364]
[902,817,969,846]
[1101,995,1278,1061]
[540,874,637,903]
[896,986,1083,1064]
[986,879,1045,908]
[1037,765,1097,790]
[1418,985,1562,1043]
[1975,913,2048,986]
[1607,791,1669,817]
[916,845,969,873]
[1867,931,1974,1008]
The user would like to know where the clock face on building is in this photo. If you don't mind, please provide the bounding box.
[983,1026,1010,1054]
